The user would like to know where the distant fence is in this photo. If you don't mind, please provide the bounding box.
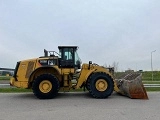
[144,84,160,88]
[0,68,14,71]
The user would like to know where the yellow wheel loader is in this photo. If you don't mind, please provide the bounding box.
[10,46,148,99]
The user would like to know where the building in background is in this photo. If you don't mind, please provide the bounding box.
[0,68,14,76]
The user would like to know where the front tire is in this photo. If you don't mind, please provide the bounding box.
[32,74,60,99]
[87,72,114,98]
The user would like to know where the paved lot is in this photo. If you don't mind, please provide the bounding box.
[0,92,160,120]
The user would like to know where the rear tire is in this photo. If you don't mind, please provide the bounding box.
[32,74,60,99]
[87,72,114,98]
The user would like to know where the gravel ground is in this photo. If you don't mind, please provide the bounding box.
[0,92,159,120]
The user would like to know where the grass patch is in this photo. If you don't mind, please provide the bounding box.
[145,87,160,91]
[142,71,160,81]
[0,87,159,93]
[143,81,160,84]
[115,71,160,81]
[0,76,11,80]
[0,88,84,93]
[0,88,32,93]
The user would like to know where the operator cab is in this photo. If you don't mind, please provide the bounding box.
[58,46,81,69]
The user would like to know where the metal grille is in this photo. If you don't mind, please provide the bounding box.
[25,61,34,78]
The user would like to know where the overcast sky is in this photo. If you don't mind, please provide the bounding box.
[0,0,160,71]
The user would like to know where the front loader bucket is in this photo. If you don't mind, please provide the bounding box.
[115,73,148,99]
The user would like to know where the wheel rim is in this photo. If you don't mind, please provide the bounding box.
[39,80,52,93]
[95,79,108,92]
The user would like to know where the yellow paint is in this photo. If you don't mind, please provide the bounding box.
[75,63,115,90]
[95,79,108,92]
[10,77,28,88]
[113,81,121,93]
[39,80,52,93]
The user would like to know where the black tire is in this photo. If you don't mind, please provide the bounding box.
[32,74,60,99]
[87,72,114,98]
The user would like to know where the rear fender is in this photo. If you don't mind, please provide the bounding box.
[28,66,61,86]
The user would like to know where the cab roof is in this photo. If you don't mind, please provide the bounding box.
[58,46,78,49]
